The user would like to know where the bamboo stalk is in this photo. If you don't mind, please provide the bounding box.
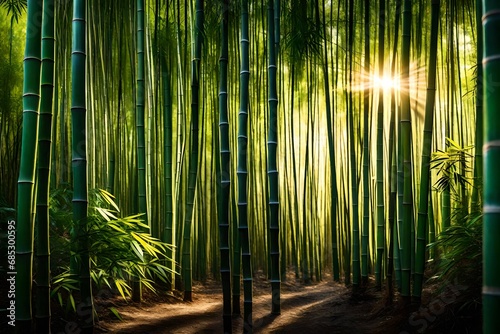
[218,0,232,331]
[71,0,94,331]
[267,0,281,315]
[238,0,253,331]
[400,0,413,302]
[182,0,204,301]
[375,0,386,289]
[482,1,500,332]
[361,0,371,286]
[16,1,43,332]
[35,0,56,331]
[413,0,440,302]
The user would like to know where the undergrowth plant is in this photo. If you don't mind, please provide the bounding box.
[49,188,176,314]
[429,138,482,311]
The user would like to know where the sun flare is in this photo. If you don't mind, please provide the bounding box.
[371,74,399,91]
[348,67,405,93]
[344,61,427,121]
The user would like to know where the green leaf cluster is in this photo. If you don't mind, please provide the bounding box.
[429,138,482,310]
[49,189,177,311]
[431,137,474,196]
[0,0,27,23]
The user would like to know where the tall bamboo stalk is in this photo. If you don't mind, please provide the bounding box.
[347,0,360,288]
[183,0,204,301]
[133,0,148,302]
[267,0,280,315]
[218,0,232,331]
[136,0,147,222]
[388,0,402,296]
[400,0,413,302]
[16,0,43,332]
[472,0,483,210]
[161,54,174,288]
[361,0,370,285]
[71,0,94,331]
[35,0,56,331]
[482,1,500,332]
[321,0,340,282]
[375,0,385,289]
[238,0,253,331]
[413,0,440,301]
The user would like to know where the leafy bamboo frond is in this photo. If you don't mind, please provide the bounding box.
[431,138,475,194]
[428,211,482,288]
[49,188,177,310]
[0,0,27,22]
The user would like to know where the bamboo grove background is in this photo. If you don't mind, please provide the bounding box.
[1,0,497,332]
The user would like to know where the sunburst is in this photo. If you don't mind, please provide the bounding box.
[345,60,428,121]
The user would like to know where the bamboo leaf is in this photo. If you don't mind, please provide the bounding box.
[99,189,120,212]
[69,294,76,312]
[108,221,127,234]
[130,239,144,261]
[96,207,112,222]
[109,307,123,321]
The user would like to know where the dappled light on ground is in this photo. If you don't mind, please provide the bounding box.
[94,272,481,334]
[96,275,384,334]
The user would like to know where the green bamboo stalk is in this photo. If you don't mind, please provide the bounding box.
[400,0,413,302]
[442,180,451,229]
[35,0,55,332]
[361,0,370,285]
[218,0,232,331]
[107,148,115,193]
[472,0,483,210]
[347,0,360,288]
[238,0,253,330]
[387,84,398,296]
[428,193,435,260]
[195,90,207,281]
[375,0,385,289]
[482,1,500,332]
[320,0,340,282]
[16,0,43,331]
[151,0,161,243]
[182,0,204,302]
[413,0,440,301]
[60,63,68,186]
[161,56,174,289]
[387,136,397,300]
[394,91,404,291]
[136,0,147,220]
[231,18,241,313]
[289,65,301,281]
[71,0,94,331]
[267,0,280,315]
[133,0,148,302]
[390,0,402,294]
[302,117,311,284]
[232,190,241,315]
[173,2,186,290]
[442,0,453,231]
[229,23,241,292]
[334,0,343,285]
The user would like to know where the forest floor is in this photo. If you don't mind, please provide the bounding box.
[92,270,482,334]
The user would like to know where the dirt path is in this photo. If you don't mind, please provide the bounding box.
[96,275,393,334]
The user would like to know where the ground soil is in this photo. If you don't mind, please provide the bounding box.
[0,269,480,334]
[95,275,374,333]
[90,271,481,334]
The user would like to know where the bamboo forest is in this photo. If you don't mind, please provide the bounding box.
[1,0,500,333]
